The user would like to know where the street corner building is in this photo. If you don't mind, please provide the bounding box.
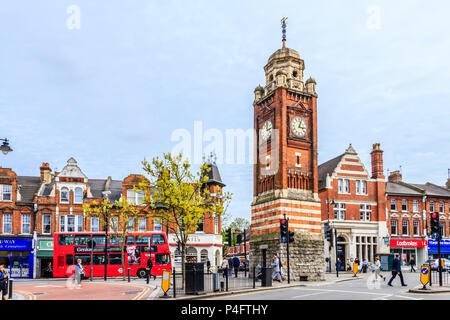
[318,143,390,272]
[249,31,325,281]
[0,156,227,278]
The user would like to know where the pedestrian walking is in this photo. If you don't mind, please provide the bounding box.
[227,258,233,277]
[346,259,351,271]
[272,255,282,282]
[221,258,229,278]
[147,255,156,280]
[232,256,240,278]
[354,257,361,273]
[409,257,416,272]
[0,264,9,300]
[276,253,283,279]
[362,259,368,273]
[388,254,407,287]
[374,256,385,281]
[74,259,85,288]
[336,258,342,273]
[45,262,53,278]
[206,258,211,273]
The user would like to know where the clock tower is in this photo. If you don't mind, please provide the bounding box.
[250,19,325,281]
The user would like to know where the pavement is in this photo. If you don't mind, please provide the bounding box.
[10,277,161,300]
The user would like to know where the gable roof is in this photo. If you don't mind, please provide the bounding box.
[17,176,41,204]
[318,154,345,190]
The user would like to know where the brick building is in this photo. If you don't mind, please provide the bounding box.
[0,157,225,278]
[318,143,389,271]
[386,170,450,265]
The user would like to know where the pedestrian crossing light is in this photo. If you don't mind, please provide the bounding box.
[288,230,294,243]
[225,228,232,246]
[236,234,243,244]
[430,212,440,239]
[280,219,288,243]
[325,224,333,247]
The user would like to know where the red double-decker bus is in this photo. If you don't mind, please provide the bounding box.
[53,232,171,278]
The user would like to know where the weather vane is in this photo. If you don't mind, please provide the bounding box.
[281,17,288,48]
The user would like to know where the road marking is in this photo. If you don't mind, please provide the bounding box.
[393,295,423,300]
[291,292,325,299]
[292,287,387,296]
[35,285,65,288]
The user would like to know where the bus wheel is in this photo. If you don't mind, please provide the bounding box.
[137,269,147,278]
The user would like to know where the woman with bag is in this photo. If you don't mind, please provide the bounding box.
[75,259,85,288]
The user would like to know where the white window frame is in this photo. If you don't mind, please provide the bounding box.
[74,187,83,204]
[391,220,398,235]
[110,216,118,232]
[42,214,51,234]
[60,215,83,232]
[127,217,135,232]
[430,201,435,212]
[91,217,100,232]
[402,199,408,212]
[153,218,162,232]
[127,189,145,206]
[413,220,420,236]
[21,214,31,234]
[2,213,12,234]
[413,200,419,213]
[60,187,70,204]
[214,216,219,234]
[439,202,444,213]
[391,199,397,211]
[138,217,146,232]
[360,204,371,221]
[0,184,12,201]
[361,181,367,195]
[356,180,361,194]
[196,217,205,233]
[402,220,409,235]
[334,203,346,220]
[338,179,343,193]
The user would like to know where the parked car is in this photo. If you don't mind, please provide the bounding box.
[425,258,450,271]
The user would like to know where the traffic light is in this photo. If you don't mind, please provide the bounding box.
[236,234,243,244]
[225,228,232,246]
[325,224,333,246]
[280,219,288,243]
[430,212,440,239]
[288,231,295,243]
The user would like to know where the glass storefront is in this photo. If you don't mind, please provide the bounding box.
[0,238,34,279]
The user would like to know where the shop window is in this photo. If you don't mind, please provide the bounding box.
[200,249,208,263]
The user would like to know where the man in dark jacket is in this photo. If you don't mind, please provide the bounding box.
[147,256,156,280]
[232,256,240,277]
[388,254,407,287]
[0,264,9,300]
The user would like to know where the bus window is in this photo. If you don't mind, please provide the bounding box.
[108,254,122,265]
[75,235,91,246]
[59,234,74,246]
[155,253,170,265]
[74,255,91,266]
[66,254,74,266]
[152,234,166,245]
[93,255,106,265]
[109,235,119,245]
[92,235,106,246]
[126,236,135,245]
[135,236,150,245]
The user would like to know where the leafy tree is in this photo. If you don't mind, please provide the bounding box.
[139,153,232,287]
[228,217,250,232]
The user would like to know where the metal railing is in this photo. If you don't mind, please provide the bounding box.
[430,268,449,286]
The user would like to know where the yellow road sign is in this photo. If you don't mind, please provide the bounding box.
[353,263,359,275]
[420,265,430,286]
[161,270,171,293]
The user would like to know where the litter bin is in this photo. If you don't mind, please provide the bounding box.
[261,266,272,287]
[185,262,205,294]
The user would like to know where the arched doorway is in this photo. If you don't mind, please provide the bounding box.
[336,236,347,271]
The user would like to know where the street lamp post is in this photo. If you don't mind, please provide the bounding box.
[326,199,336,273]
[0,138,13,155]
[102,191,111,282]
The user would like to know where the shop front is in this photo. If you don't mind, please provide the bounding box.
[428,239,450,260]
[0,237,34,279]
[36,238,54,278]
[389,238,427,267]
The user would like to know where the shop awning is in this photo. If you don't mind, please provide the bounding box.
[37,251,53,258]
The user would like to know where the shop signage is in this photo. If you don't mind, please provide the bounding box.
[428,239,450,253]
[0,238,33,251]
[389,239,427,248]
[39,240,53,250]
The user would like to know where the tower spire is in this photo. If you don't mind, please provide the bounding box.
[281,17,288,48]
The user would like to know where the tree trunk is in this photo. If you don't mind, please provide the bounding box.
[181,243,186,290]
[121,241,126,281]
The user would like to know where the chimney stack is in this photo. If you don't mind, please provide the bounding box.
[446,169,450,189]
[370,143,384,179]
[388,170,402,183]
[40,162,52,184]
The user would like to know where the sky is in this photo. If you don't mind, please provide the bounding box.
[1,1,449,222]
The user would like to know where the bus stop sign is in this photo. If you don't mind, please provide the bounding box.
[420,265,430,287]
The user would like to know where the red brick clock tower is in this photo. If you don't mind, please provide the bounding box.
[250,20,325,281]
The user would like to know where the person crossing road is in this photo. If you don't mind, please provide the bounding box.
[388,254,407,287]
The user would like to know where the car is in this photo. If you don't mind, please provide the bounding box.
[425,258,450,271]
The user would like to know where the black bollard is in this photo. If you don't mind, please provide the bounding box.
[128,268,131,282]
[146,268,150,284]
[8,279,13,300]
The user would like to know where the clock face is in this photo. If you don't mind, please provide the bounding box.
[291,117,307,138]
[260,120,273,141]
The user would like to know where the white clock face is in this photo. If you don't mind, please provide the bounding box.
[260,120,273,141]
[291,117,307,138]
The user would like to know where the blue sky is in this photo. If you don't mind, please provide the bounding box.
[1,1,449,222]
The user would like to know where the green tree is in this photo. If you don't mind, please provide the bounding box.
[139,153,232,287]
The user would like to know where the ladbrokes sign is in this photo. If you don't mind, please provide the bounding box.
[390,239,427,248]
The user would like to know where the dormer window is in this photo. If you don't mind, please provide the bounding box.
[0,184,12,201]
[60,187,69,203]
[74,187,83,204]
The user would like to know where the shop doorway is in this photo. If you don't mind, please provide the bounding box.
[336,237,346,271]
[40,258,53,278]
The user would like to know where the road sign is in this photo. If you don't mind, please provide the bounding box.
[161,270,171,296]
[420,265,430,287]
